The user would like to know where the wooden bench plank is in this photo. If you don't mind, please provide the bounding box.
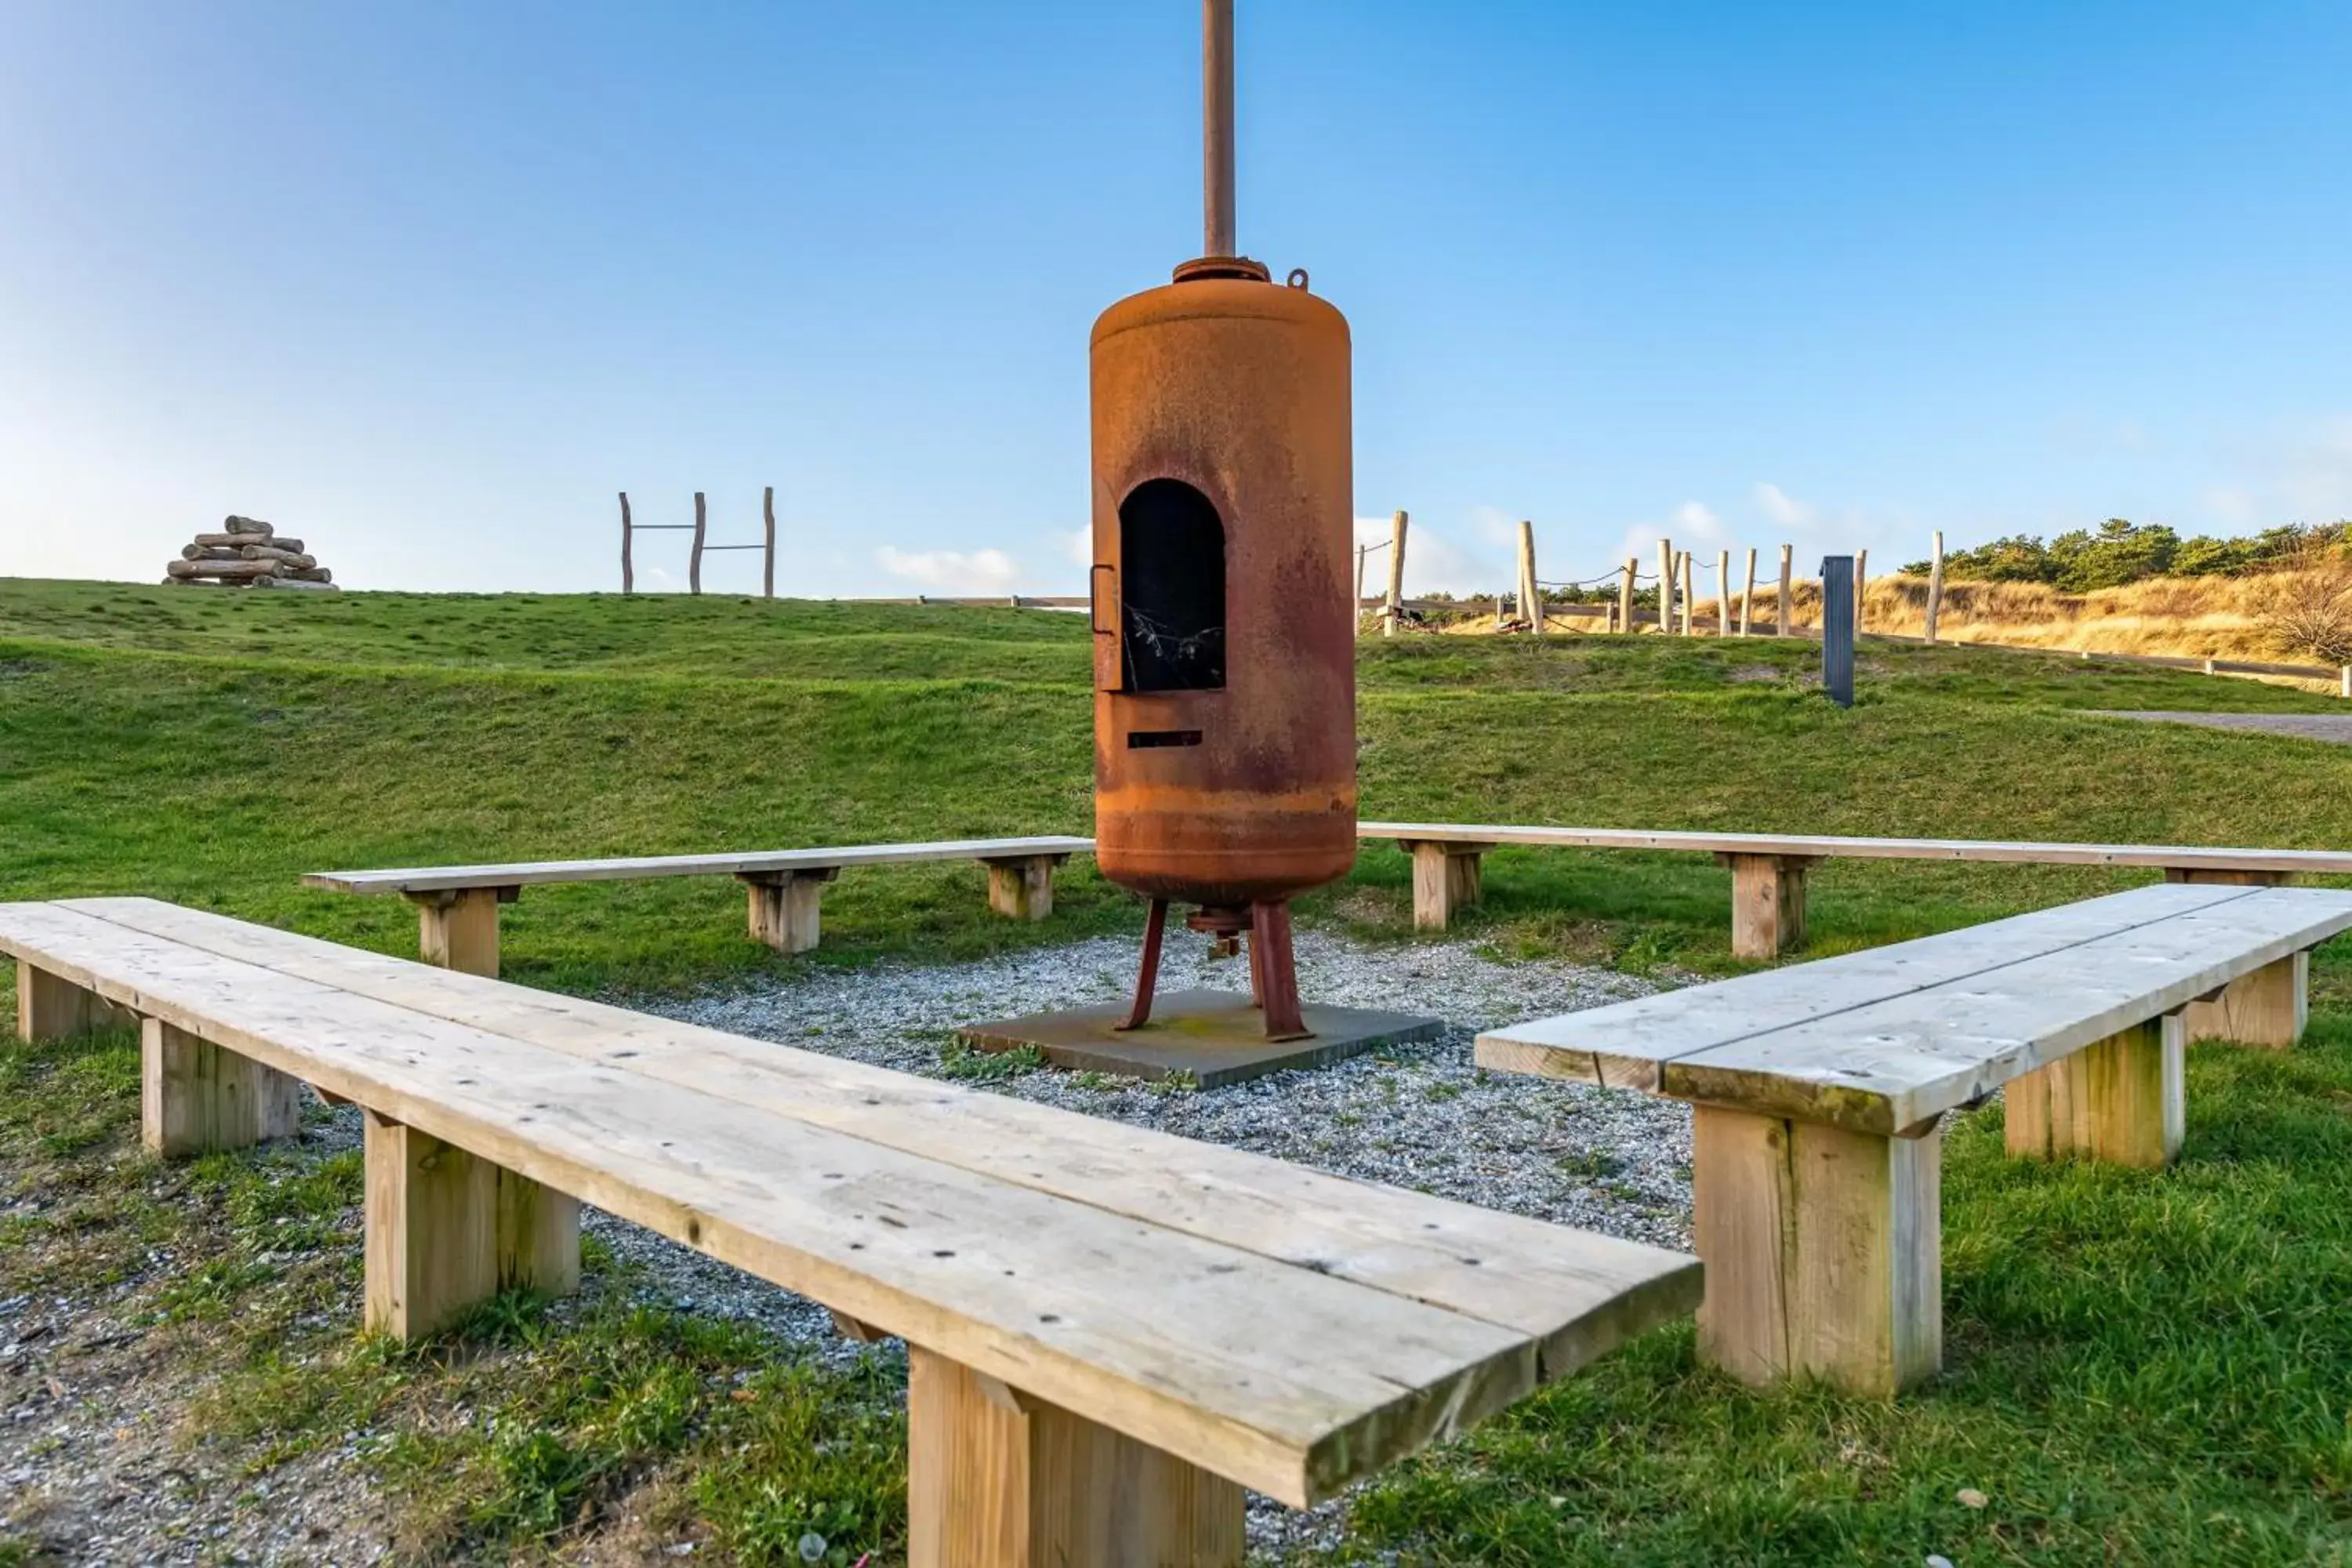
[56,897,1699,1386]
[1655,889,2352,1133]
[0,902,1655,1508]
[1363,821,2352,877]
[303,837,1097,896]
[1475,884,2260,1096]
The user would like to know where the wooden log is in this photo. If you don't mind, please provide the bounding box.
[1719,853,1817,959]
[1382,510,1408,637]
[1679,552,1695,636]
[190,532,302,551]
[1405,841,1489,931]
[1924,531,1945,644]
[690,491,706,595]
[1620,557,1637,636]
[408,888,504,977]
[1715,549,1731,637]
[1518,520,1542,637]
[166,558,279,580]
[142,1017,304,1157]
[619,491,634,595]
[2004,1015,2183,1169]
[742,869,837,953]
[238,545,317,568]
[1691,1104,1941,1396]
[223,516,273,538]
[906,1345,1244,1568]
[1740,547,1757,636]
[1657,539,1674,637]
[254,578,336,591]
[762,485,777,600]
[287,567,333,584]
[982,855,1062,921]
[1777,543,1793,634]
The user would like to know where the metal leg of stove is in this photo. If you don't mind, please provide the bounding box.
[1119,899,1169,1032]
[1251,902,1308,1040]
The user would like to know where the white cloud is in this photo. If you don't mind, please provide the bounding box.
[1058,525,1093,568]
[1753,482,1813,528]
[876,545,1022,593]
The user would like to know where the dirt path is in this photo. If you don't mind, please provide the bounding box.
[2094,711,2352,744]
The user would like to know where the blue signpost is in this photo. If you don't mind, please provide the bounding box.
[1821,555,1855,708]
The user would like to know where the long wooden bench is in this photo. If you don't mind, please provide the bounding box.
[2,896,1698,1559]
[303,837,1094,977]
[1370,819,2352,991]
[1474,882,2352,1397]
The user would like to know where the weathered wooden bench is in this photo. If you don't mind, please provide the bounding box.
[1370,818,2352,986]
[3,896,1698,1559]
[1475,881,2352,1397]
[303,837,1094,977]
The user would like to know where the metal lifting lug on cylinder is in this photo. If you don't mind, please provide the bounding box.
[1087,0,1357,1044]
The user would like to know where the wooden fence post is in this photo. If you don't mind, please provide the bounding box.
[689,492,707,595]
[1924,530,1944,644]
[1822,555,1856,707]
[1777,543,1793,635]
[619,492,633,595]
[1657,539,1675,640]
[1715,549,1731,637]
[1740,547,1757,636]
[1679,553,1696,636]
[1854,548,1867,632]
[1355,544,1367,612]
[1383,510,1408,637]
[1621,557,1637,636]
[2341,665,2350,700]
[1519,520,1541,636]
[762,486,777,599]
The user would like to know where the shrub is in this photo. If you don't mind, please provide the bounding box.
[2259,556,2352,666]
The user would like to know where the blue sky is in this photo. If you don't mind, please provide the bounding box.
[4,1,2347,597]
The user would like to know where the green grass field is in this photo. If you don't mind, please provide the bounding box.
[6,575,2352,1563]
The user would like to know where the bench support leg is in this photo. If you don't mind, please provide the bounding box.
[907,1345,1243,1567]
[1720,854,1817,960]
[2005,1014,2184,1169]
[408,889,503,978]
[982,855,1061,922]
[742,869,835,954]
[15,960,124,1041]
[142,1018,305,1156]
[1690,1105,1940,1396]
[2165,869,2307,1047]
[364,1110,579,1339]
[1404,841,1487,931]
[2187,951,2307,1049]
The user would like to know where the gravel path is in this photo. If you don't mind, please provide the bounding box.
[2094,710,2352,743]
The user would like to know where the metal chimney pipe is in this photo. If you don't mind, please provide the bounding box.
[1204,0,1236,257]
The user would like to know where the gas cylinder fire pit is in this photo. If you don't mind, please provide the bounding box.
[959,1,1439,1087]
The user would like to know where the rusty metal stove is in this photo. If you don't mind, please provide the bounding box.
[959,0,1439,1084]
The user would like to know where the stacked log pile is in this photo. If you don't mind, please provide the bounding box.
[164,517,338,590]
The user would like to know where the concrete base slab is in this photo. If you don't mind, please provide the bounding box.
[956,989,1445,1089]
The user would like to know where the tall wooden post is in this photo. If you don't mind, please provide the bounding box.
[1924,530,1944,644]
[1620,557,1638,636]
[1854,548,1868,632]
[689,492,707,595]
[1822,555,1856,707]
[619,492,633,594]
[1679,553,1696,636]
[1518,520,1541,636]
[1354,544,1367,612]
[1777,543,1793,635]
[763,486,777,599]
[1657,539,1674,640]
[1715,549,1731,637]
[1740,547,1757,635]
[1383,510,1408,637]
